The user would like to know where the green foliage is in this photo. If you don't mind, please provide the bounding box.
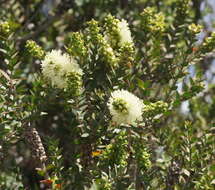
[143,101,169,120]
[0,171,24,190]
[1,0,215,189]
[99,130,129,168]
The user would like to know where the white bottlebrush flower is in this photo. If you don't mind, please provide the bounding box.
[117,19,133,45]
[41,49,83,89]
[108,89,144,125]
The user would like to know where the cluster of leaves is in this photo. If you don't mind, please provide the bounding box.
[1,0,215,189]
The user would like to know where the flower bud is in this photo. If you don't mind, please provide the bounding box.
[0,21,10,36]
[200,32,215,53]
[25,40,45,59]
[105,14,133,47]
[66,32,87,57]
[188,23,203,35]
[141,7,165,34]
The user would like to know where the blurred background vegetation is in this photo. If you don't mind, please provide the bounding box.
[1,0,215,189]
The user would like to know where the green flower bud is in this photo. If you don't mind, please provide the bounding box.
[188,23,203,34]
[25,40,45,59]
[100,130,128,168]
[100,42,118,67]
[134,141,151,170]
[112,98,128,114]
[66,72,82,96]
[87,19,118,67]
[87,19,101,42]
[105,14,133,47]
[141,7,166,34]
[200,32,215,53]
[104,14,120,47]
[143,101,169,119]
[118,43,135,67]
[176,0,190,20]
[66,32,87,57]
[0,21,10,36]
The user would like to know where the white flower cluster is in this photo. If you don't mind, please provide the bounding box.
[117,19,133,46]
[41,50,83,89]
[108,89,144,125]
